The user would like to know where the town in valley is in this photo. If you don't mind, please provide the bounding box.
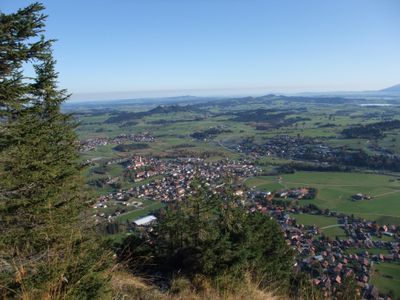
[67,92,400,299]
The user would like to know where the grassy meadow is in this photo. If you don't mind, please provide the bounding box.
[289,213,346,238]
[246,171,400,224]
[371,263,400,299]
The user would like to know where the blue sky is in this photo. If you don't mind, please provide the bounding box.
[2,0,400,100]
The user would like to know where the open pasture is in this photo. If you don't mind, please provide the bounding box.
[289,213,346,238]
[371,263,400,299]
[246,171,400,224]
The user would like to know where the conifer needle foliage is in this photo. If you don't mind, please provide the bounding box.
[0,3,109,299]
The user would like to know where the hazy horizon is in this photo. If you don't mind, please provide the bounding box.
[3,0,400,100]
[69,83,398,102]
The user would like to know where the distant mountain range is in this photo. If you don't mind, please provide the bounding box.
[379,84,400,93]
[64,83,400,109]
[295,83,400,98]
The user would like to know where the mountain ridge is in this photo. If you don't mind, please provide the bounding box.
[380,83,400,93]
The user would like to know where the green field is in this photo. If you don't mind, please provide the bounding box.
[115,201,164,222]
[246,171,400,224]
[289,213,346,238]
[371,263,400,299]
[344,248,389,255]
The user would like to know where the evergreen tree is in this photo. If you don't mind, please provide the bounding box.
[119,180,294,290]
[0,3,109,298]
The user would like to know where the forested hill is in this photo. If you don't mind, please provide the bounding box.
[104,104,203,123]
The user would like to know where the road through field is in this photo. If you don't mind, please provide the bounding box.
[372,190,400,198]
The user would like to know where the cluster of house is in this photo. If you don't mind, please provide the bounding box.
[248,187,317,201]
[91,151,398,298]
[236,135,330,160]
[80,132,155,152]
[250,200,399,299]
[94,157,262,220]
[125,184,398,298]
[277,187,317,199]
[235,134,400,173]
[339,215,398,243]
[124,156,262,184]
[127,156,147,170]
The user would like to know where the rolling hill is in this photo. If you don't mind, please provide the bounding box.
[379,83,400,93]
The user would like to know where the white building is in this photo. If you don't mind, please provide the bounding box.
[133,215,157,226]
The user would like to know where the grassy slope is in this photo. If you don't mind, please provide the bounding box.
[110,270,287,300]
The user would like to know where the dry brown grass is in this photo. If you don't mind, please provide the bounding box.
[110,269,283,300]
